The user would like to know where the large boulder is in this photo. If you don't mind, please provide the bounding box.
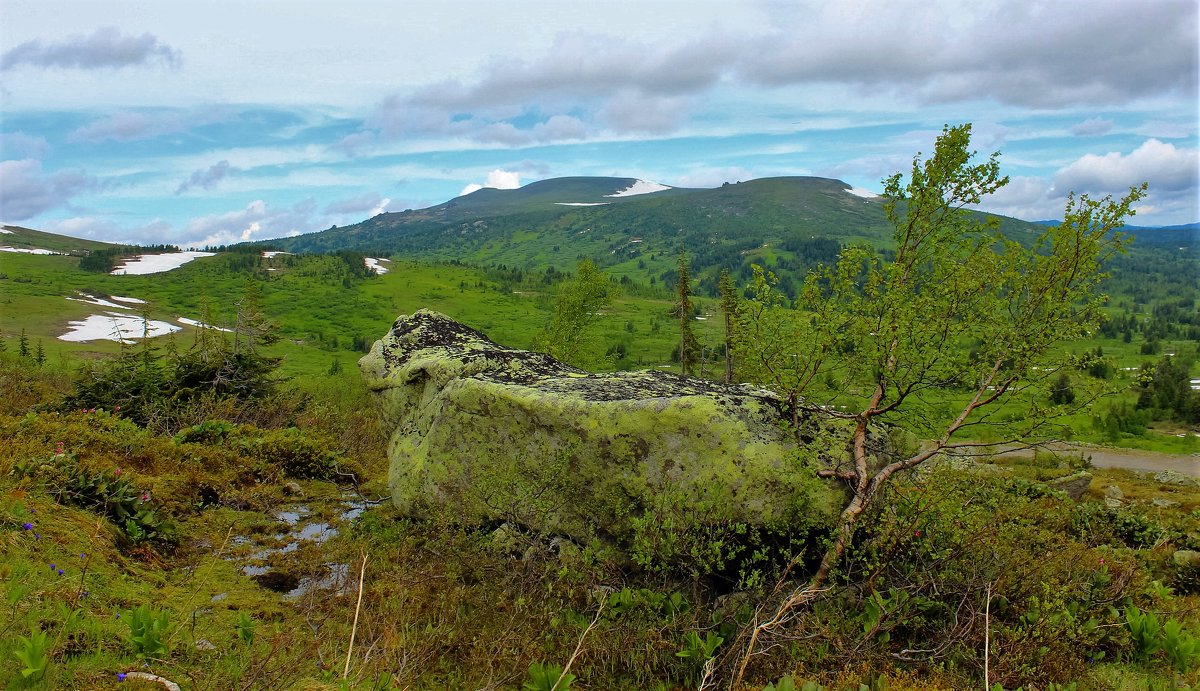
[359,310,860,557]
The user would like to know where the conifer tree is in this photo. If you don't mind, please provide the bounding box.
[676,250,700,376]
[718,268,739,384]
[18,328,29,358]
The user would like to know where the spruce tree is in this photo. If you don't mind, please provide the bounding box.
[676,250,700,376]
[18,328,30,358]
[718,268,739,384]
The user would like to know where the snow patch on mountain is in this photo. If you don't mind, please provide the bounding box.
[606,180,671,197]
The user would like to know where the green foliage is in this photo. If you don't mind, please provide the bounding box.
[13,627,49,680]
[761,676,799,691]
[174,421,344,480]
[19,450,172,544]
[675,629,723,684]
[675,250,700,375]
[534,258,614,368]
[1049,372,1076,405]
[522,662,574,690]
[126,603,170,657]
[235,611,256,646]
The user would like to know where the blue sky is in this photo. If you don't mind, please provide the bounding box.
[1,0,1196,247]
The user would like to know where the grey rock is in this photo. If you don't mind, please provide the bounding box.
[1104,484,1124,500]
[360,310,868,555]
[283,481,303,496]
[1048,471,1093,500]
[1154,470,1198,487]
[1152,498,1182,509]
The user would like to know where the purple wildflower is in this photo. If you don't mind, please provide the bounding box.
[118,672,127,681]
[22,522,33,530]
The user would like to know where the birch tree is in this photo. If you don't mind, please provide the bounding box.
[729,123,1146,684]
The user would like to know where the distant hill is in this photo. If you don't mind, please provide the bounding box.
[267,175,1050,293]
[1,224,117,255]
[1032,220,1198,248]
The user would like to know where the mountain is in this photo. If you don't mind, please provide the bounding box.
[267,175,1047,292]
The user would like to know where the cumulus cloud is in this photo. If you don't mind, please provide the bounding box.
[977,141,1200,224]
[1055,139,1198,193]
[460,169,522,196]
[1,27,181,70]
[0,159,97,220]
[183,198,321,247]
[175,160,236,194]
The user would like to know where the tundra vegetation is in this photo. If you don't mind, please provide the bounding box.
[0,124,1198,689]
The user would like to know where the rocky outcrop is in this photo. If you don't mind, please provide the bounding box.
[360,310,860,556]
[1048,471,1093,501]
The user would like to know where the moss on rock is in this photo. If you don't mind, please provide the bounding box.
[360,310,856,562]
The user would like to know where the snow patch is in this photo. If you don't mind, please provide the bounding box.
[111,251,215,275]
[555,202,611,207]
[605,180,671,197]
[58,313,181,342]
[0,228,13,234]
[67,293,136,310]
[262,251,292,258]
[1,246,64,255]
[177,317,233,332]
[110,296,146,304]
[364,257,391,275]
[845,187,879,199]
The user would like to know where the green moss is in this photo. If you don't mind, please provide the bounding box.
[363,311,859,567]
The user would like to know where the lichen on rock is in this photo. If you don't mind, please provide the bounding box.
[360,309,857,565]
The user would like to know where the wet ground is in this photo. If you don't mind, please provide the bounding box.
[223,493,371,599]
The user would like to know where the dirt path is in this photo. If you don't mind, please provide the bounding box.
[989,441,1200,477]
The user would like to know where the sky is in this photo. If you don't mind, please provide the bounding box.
[0,0,1196,248]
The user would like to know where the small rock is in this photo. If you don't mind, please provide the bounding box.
[1152,498,1182,509]
[1104,497,1123,509]
[1104,485,1124,500]
[283,481,303,496]
[1048,471,1093,501]
[210,592,228,603]
[1154,470,1198,487]
[194,638,217,651]
[1173,550,1200,568]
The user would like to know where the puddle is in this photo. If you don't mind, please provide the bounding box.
[224,493,371,598]
[286,562,351,599]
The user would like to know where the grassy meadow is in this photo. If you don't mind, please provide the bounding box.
[1,237,1198,689]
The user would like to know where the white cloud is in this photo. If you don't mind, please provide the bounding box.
[1055,139,1198,193]
[0,159,96,220]
[670,166,756,189]
[1,26,181,71]
[0,132,51,158]
[459,169,521,196]
[1071,117,1114,137]
[182,198,321,247]
[175,160,235,194]
[67,108,232,144]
